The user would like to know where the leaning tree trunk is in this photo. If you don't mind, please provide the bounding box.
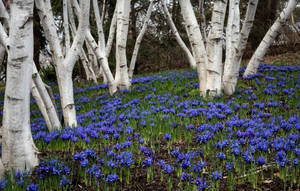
[72,0,117,95]
[179,0,208,97]
[223,0,259,95]
[206,0,228,96]
[244,0,297,77]
[115,0,131,90]
[32,63,61,131]
[161,0,196,69]
[2,0,39,173]
[128,0,155,82]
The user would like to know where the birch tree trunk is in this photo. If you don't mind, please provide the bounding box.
[199,0,207,45]
[206,0,228,96]
[106,4,118,57]
[31,81,52,129]
[32,63,61,131]
[244,0,297,77]
[162,0,196,69]
[115,0,131,90]
[223,0,240,80]
[179,0,208,96]
[36,0,90,127]
[128,0,155,82]
[2,0,39,172]
[71,0,117,95]
[223,0,259,95]
[63,0,71,52]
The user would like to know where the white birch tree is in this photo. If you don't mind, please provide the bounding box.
[128,0,155,82]
[1,0,39,175]
[115,0,131,90]
[161,0,196,69]
[35,0,90,127]
[223,0,259,95]
[244,0,297,77]
[179,0,208,96]
[0,2,61,131]
[206,0,228,96]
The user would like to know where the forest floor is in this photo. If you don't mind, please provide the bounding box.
[0,61,299,191]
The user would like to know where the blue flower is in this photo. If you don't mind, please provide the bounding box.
[211,171,222,181]
[26,184,38,191]
[105,174,119,183]
[59,175,71,187]
[163,164,174,174]
[226,162,235,171]
[217,152,226,161]
[257,157,267,166]
[143,157,154,167]
[164,134,172,141]
[80,158,89,168]
[181,172,191,182]
[195,178,209,191]
[0,180,7,190]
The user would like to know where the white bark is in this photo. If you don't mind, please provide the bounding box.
[161,0,196,69]
[224,0,240,75]
[67,3,97,83]
[0,1,9,20]
[85,31,117,95]
[31,81,52,130]
[63,0,71,52]
[206,0,228,96]
[106,4,118,57]
[32,63,62,131]
[2,0,39,172]
[101,0,106,25]
[36,0,90,127]
[92,0,108,83]
[223,0,258,95]
[179,0,208,96]
[72,0,117,94]
[115,0,131,90]
[0,23,8,66]
[0,0,9,27]
[128,0,155,82]
[0,23,8,50]
[244,0,297,77]
[199,0,207,45]
[80,47,98,83]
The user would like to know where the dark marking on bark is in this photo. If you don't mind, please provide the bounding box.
[6,95,22,101]
[11,56,28,63]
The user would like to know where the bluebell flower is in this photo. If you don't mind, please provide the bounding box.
[105,174,119,183]
[107,160,116,168]
[164,134,172,141]
[226,162,235,171]
[195,178,209,191]
[217,152,226,161]
[193,161,205,173]
[0,180,7,190]
[257,157,267,166]
[26,184,38,191]
[181,172,191,182]
[59,175,71,187]
[143,157,154,167]
[139,138,145,144]
[211,171,222,181]
[163,164,174,174]
[80,158,89,168]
